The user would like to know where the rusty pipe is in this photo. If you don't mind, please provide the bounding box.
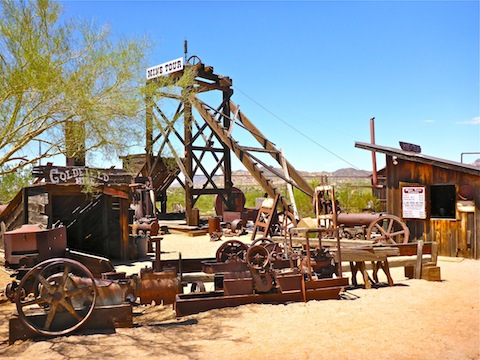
[337,212,383,227]
[151,236,163,272]
[370,117,379,188]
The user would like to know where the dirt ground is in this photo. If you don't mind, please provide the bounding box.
[0,233,478,360]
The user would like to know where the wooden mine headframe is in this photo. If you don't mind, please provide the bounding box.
[144,56,314,225]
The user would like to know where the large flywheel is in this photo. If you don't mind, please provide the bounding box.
[15,258,97,336]
[366,214,410,244]
[246,245,270,270]
[215,240,248,262]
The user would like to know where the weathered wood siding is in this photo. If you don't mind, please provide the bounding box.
[1,184,131,260]
[385,155,480,258]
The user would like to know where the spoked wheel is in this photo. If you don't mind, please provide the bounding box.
[251,237,275,247]
[251,237,293,260]
[15,258,97,336]
[251,237,279,254]
[246,245,270,270]
[366,215,410,244]
[216,240,248,262]
[187,55,202,65]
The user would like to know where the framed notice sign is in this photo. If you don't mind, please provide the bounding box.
[402,186,427,219]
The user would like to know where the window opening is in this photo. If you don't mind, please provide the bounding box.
[430,185,456,219]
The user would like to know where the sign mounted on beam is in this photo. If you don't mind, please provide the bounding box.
[146,57,184,80]
[399,141,421,153]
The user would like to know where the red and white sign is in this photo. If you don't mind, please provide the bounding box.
[402,186,426,219]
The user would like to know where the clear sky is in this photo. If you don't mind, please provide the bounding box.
[61,0,479,173]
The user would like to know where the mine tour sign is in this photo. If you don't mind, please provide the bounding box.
[146,57,184,80]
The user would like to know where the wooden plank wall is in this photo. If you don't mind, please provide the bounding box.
[385,155,480,259]
[1,183,132,260]
[51,194,123,259]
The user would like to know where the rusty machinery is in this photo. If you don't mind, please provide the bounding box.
[337,213,409,243]
[5,186,410,342]
[6,255,180,342]
[6,230,348,342]
[313,185,410,244]
[209,189,297,243]
[130,179,161,255]
[4,189,410,342]
[175,236,348,317]
[4,223,179,343]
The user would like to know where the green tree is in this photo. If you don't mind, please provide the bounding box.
[335,184,381,213]
[0,165,32,203]
[0,0,150,175]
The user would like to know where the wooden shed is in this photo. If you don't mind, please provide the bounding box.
[356,141,480,259]
[0,165,133,260]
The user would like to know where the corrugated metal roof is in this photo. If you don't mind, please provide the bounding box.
[355,142,480,177]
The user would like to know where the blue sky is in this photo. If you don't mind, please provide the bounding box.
[61,0,479,172]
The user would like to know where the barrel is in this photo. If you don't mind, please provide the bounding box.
[208,216,221,233]
[136,235,148,258]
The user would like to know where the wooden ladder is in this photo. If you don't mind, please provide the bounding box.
[251,194,280,239]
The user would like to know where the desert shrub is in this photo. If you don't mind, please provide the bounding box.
[164,178,381,218]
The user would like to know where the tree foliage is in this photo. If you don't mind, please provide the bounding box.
[0,165,32,203]
[0,0,150,174]
[335,185,381,213]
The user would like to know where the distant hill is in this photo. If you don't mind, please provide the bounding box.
[331,168,371,177]
[174,167,372,187]
[226,167,372,186]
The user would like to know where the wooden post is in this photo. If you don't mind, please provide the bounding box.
[431,241,438,265]
[22,187,29,224]
[102,196,110,257]
[46,191,53,229]
[281,149,298,219]
[415,240,424,279]
[330,186,342,278]
[359,262,371,289]
[145,92,153,171]
[119,198,129,261]
[184,88,194,226]
[222,89,233,209]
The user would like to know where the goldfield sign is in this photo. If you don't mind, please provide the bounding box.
[32,165,130,185]
[146,57,184,80]
[49,167,109,185]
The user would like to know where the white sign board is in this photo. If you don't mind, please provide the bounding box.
[402,186,426,219]
[146,57,184,80]
[49,167,109,185]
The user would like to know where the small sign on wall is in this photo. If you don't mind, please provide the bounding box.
[402,186,427,219]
